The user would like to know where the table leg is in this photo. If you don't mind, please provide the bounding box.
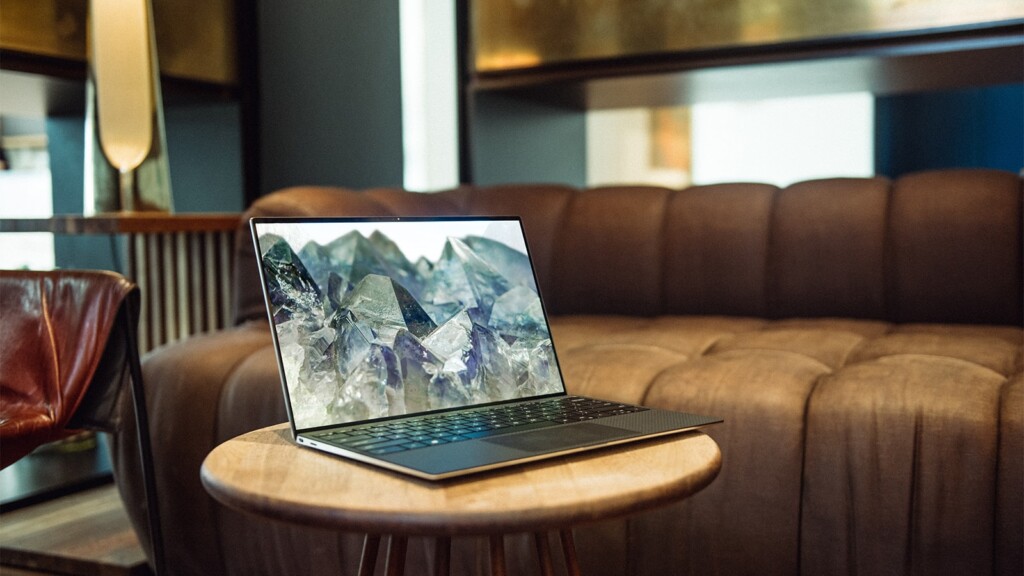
[385,535,408,576]
[434,536,451,576]
[559,529,581,576]
[357,534,380,576]
[534,532,555,576]
[489,534,507,576]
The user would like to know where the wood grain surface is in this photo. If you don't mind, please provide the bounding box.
[0,484,149,576]
[201,423,721,536]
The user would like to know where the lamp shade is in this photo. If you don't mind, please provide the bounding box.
[91,0,154,172]
[85,0,172,213]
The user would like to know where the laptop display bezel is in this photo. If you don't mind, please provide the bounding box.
[250,215,570,436]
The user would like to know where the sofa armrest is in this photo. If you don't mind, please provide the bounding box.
[111,320,282,575]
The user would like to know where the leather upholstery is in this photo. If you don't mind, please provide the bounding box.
[0,270,138,467]
[113,169,1023,576]
[232,171,1022,325]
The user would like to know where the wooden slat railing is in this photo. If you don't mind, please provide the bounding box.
[1,213,240,352]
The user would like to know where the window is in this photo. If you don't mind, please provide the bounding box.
[400,0,459,192]
[587,92,875,188]
[0,118,54,270]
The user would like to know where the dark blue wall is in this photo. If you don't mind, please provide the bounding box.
[164,103,244,212]
[47,101,244,271]
[875,83,1024,178]
[471,92,586,187]
[257,1,404,194]
[47,116,114,271]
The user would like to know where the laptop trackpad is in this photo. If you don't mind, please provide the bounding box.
[483,423,635,453]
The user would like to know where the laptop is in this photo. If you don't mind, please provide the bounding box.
[251,216,721,480]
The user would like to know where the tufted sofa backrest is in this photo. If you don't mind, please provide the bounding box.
[233,169,1022,327]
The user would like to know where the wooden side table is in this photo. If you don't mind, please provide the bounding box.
[200,423,721,575]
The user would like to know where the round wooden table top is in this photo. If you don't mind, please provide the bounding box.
[201,423,721,537]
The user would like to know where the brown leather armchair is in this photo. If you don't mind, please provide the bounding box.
[0,269,164,575]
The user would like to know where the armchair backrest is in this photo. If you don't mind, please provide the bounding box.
[0,269,139,466]
[0,269,166,574]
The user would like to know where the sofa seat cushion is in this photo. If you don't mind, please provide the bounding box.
[802,355,1009,575]
[547,315,1022,574]
[121,313,1020,576]
[848,325,1023,376]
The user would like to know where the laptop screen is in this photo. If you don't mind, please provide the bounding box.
[252,217,567,431]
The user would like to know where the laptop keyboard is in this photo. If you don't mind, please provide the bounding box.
[308,396,647,456]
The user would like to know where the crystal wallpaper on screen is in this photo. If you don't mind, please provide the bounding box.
[257,220,565,429]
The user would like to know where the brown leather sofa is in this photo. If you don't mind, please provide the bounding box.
[113,168,1022,576]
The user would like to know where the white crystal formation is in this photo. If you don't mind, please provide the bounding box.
[260,229,563,428]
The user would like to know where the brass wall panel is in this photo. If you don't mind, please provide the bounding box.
[0,0,237,85]
[0,1,86,61]
[472,0,1024,72]
[151,0,237,85]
